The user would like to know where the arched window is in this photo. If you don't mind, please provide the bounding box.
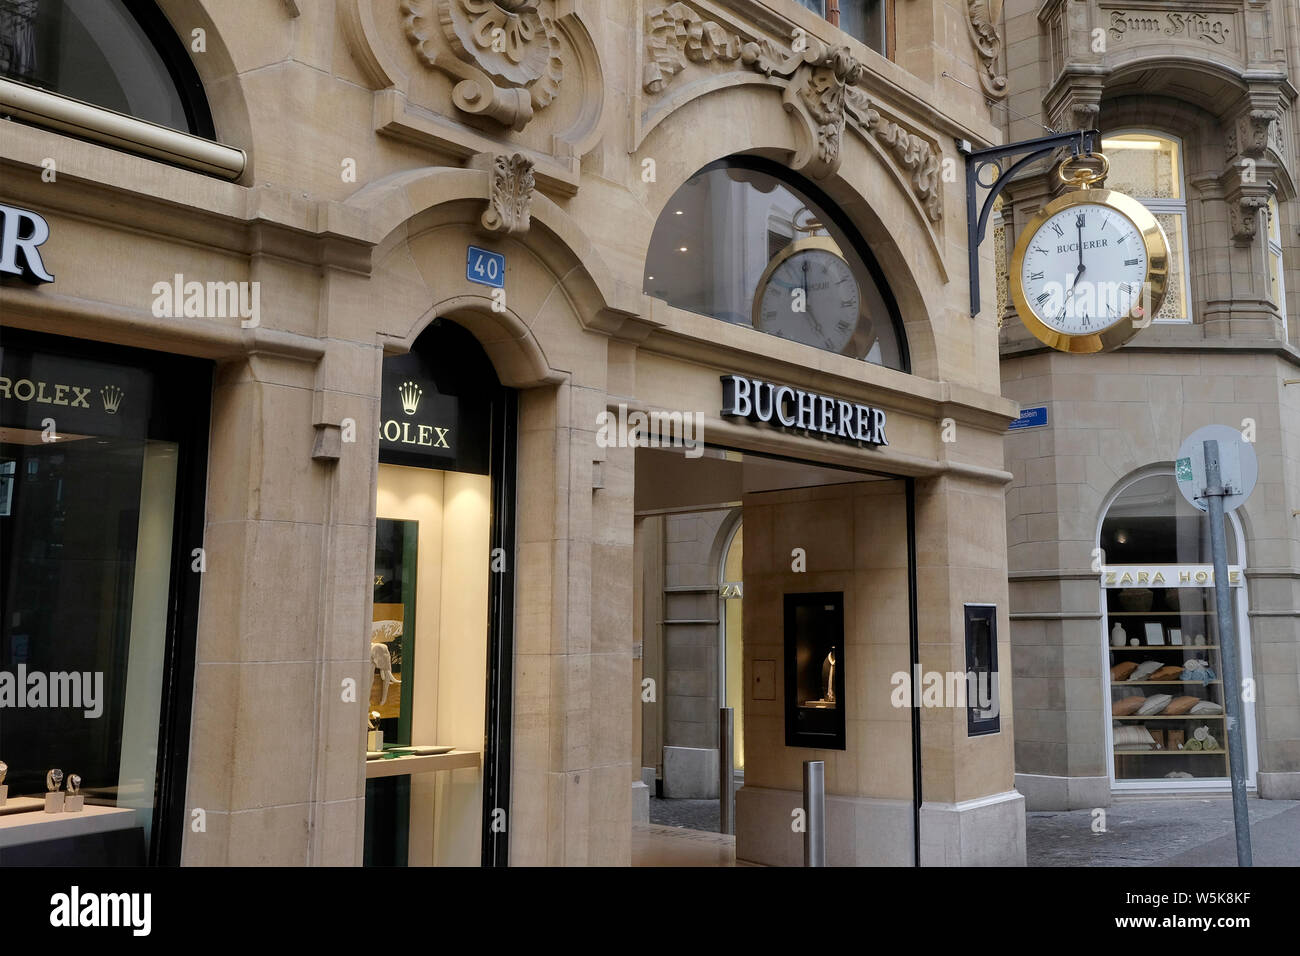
[644,158,908,371]
[1101,131,1192,323]
[1098,468,1256,787]
[0,0,214,136]
[1100,470,1238,566]
[1265,194,1287,343]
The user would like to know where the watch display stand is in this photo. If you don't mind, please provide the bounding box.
[65,793,85,812]
[368,730,384,752]
[44,792,65,813]
[0,784,7,806]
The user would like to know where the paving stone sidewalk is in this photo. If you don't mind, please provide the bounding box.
[653,794,1300,866]
[1028,797,1300,867]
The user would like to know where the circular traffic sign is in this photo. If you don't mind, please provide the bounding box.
[1175,424,1258,513]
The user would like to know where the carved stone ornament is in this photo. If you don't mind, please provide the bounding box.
[1236,110,1278,159]
[965,0,1008,100]
[844,86,943,222]
[401,0,563,131]
[473,151,536,234]
[1228,195,1269,243]
[639,6,943,218]
[643,1,748,94]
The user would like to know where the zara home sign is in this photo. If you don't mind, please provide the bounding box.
[720,374,887,446]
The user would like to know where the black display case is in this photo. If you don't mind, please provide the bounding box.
[783,592,846,750]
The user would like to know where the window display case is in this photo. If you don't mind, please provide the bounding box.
[783,592,845,750]
[1104,575,1246,782]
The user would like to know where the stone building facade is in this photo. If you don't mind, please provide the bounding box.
[1,0,1032,866]
[996,0,1300,808]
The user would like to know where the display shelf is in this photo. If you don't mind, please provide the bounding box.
[0,805,138,848]
[1109,645,1220,651]
[1116,680,1222,686]
[1113,749,1226,756]
[1108,611,1214,616]
[364,750,480,780]
[0,797,45,816]
[1113,714,1225,720]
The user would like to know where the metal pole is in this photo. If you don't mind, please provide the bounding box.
[718,707,734,836]
[1202,439,1253,867]
[803,760,825,867]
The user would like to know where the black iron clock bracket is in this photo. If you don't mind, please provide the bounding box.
[959,129,1100,317]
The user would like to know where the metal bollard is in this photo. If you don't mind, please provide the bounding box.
[803,759,825,866]
[719,707,734,835]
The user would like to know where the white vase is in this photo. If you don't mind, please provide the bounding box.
[1111,623,1126,647]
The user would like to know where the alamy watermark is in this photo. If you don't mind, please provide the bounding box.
[891,667,998,716]
[596,403,704,459]
[151,273,260,328]
[0,666,103,718]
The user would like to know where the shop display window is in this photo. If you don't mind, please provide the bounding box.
[783,591,846,750]
[964,604,999,737]
[1100,471,1253,785]
[0,332,210,863]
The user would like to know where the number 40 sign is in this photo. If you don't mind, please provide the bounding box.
[467,245,505,289]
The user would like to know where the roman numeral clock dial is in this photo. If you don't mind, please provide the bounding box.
[1008,156,1170,353]
[753,237,862,355]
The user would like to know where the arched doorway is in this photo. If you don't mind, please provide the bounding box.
[1098,467,1257,791]
[365,317,517,867]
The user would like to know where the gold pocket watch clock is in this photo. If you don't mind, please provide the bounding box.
[753,236,863,355]
[1009,153,1170,353]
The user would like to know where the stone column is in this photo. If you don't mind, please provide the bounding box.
[180,337,379,865]
[913,473,1026,866]
[509,383,635,865]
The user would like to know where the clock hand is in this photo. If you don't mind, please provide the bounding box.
[1076,214,1085,274]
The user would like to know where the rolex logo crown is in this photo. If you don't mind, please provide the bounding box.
[398,381,422,415]
[101,385,123,414]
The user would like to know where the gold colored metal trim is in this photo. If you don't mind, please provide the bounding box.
[1008,187,1170,354]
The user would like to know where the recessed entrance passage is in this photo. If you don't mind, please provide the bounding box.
[632,445,918,867]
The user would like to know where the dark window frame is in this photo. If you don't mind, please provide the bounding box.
[123,0,216,138]
[0,0,216,138]
[783,590,847,751]
[964,603,1000,737]
[0,325,213,866]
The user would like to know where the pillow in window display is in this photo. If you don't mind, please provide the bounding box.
[1180,663,1216,681]
[1112,696,1146,716]
[1111,661,1139,681]
[1163,696,1200,715]
[1130,660,1164,681]
[1150,665,1185,682]
[1189,701,1223,715]
[1113,725,1157,749]
[1136,693,1173,715]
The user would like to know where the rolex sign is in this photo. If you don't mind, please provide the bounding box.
[378,369,458,463]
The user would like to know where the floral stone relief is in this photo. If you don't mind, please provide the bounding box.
[402,0,564,132]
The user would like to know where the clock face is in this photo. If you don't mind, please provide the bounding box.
[756,248,860,353]
[1018,203,1149,334]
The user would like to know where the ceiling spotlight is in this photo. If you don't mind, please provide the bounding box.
[678,245,688,252]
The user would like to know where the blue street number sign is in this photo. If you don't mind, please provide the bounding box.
[466,245,505,289]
